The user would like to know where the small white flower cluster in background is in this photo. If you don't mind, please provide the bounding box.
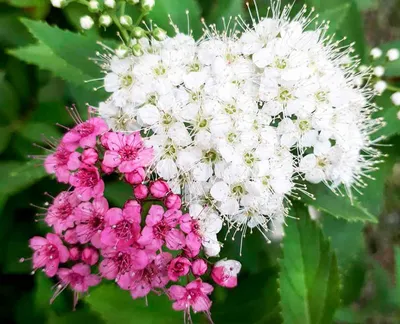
[95,2,383,253]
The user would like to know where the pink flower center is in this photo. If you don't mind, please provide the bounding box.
[44,244,59,260]
[114,220,134,240]
[55,201,74,220]
[153,221,171,239]
[119,145,138,161]
[187,288,200,301]
[89,215,104,232]
[76,122,95,137]
[75,169,98,187]
[115,252,131,275]
[55,147,70,166]
[68,272,84,286]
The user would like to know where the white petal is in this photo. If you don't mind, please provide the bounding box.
[157,159,178,180]
[210,181,230,201]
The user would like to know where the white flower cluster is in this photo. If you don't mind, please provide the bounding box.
[97,4,381,253]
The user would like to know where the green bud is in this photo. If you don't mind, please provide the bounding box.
[127,0,140,4]
[132,26,146,39]
[132,43,144,57]
[141,0,155,12]
[120,15,133,27]
[153,27,167,41]
[99,15,112,27]
[115,44,129,58]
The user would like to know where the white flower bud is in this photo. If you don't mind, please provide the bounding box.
[374,80,387,94]
[142,0,155,11]
[132,27,146,39]
[88,0,100,12]
[373,66,385,77]
[80,16,94,30]
[50,0,65,7]
[132,43,144,57]
[127,0,140,3]
[120,15,133,27]
[104,0,116,8]
[99,15,112,27]
[397,110,400,120]
[387,48,400,62]
[115,45,129,58]
[370,47,382,59]
[153,27,167,41]
[391,92,400,106]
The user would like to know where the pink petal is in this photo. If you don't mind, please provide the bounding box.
[100,227,117,247]
[67,152,81,170]
[106,132,124,151]
[145,205,164,226]
[29,236,48,250]
[131,249,149,270]
[58,245,70,263]
[103,151,121,168]
[80,135,97,148]
[165,229,186,250]
[192,295,212,312]
[93,197,109,215]
[86,274,101,287]
[45,259,59,277]
[105,208,123,225]
[169,285,187,300]
[46,233,63,246]
[72,263,91,276]
[93,180,105,197]
[100,259,118,279]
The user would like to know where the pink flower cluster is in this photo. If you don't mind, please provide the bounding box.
[28,114,241,322]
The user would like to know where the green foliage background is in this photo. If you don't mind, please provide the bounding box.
[1,0,400,323]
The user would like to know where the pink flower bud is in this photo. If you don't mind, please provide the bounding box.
[149,179,170,198]
[64,229,78,244]
[191,259,208,276]
[81,148,98,165]
[81,246,99,265]
[125,167,145,184]
[134,184,148,199]
[168,257,191,281]
[165,193,182,209]
[211,260,241,288]
[100,132,111,149]
[101,163,114,174]
[69,247,81,261]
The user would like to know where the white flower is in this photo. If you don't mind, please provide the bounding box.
[50,0,64,8]
[370,47,383,59]
[387,48,400,61]
[104,0,116,8]
[99,15,112,27]
[373,66,385,77]
[80,16,94,30]
[374,80,387,94]
[142,0,155,10]
[391,92,400,106]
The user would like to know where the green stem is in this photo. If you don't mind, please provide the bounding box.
[111,14,130,44]
[386,84,400,92]
[120,2,126,16]
[134,11,148,27]
[75,0,89,5]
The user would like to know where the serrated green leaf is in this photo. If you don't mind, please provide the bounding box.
[303,184,377,223]
[85,283,182,324]
[0,11,34,47]
[20,18,104,80]
[8,43,90,87]
[0,160,47,199]
[148,0,202,39]
[19,122,61,143]
[279,206,340,324]
[0,71,19,123]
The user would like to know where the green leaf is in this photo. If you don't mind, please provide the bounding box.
[212,269,281,323]
[303,184,377,223]
[0,125,11,153]
[354,0,378,10]
[373,93,400,139]
[279,205,340,324]
[20,18,104,80]
[316,0,366,60]
[0,160,47,199]
[20,122,61,143]
[104,181,133,207]
[8,43,92,87]
[206,0,245,29]
[148,0,203,39]
[0,71,19,123]
[395,247,400,303]
[86,283,182,323]
[0,11,34,47]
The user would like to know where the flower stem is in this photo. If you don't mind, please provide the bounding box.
[111,14,130,44]
[386,84,400,92]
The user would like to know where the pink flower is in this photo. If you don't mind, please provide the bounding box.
[130,252,172,299]
[54,263,101,309]
[168,257,191,282]
[45,191,80,234]
[165,193,182,210]
[44,143,80,183]
[75,197,108,248]
[100,132,111,149]
[168,278,213,313]
[149,180,170,198]
[69,164,104,201]
[81,148,98,165]
[101,200,141,249]
[211,259,241,288]
[138,206,185,251]
[62,117,108,151]
[125,167,145,184]
[29,233,69,277]
[100,247,148,289]
[180,214,202,257]
[69,247,81,261]
[81,247,99,266]
[134,184,148,200]
[64,229,78,244]
[191,259,208,276]
[102,132,153,173]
